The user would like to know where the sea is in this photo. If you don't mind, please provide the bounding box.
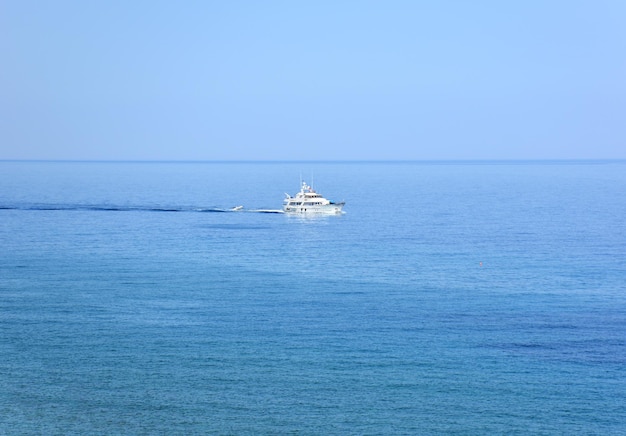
[1,160,625,435]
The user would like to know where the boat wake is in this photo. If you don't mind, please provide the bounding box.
[0,204,283,214]
[247,209,285,214]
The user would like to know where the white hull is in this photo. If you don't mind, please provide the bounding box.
[283,203,344,214]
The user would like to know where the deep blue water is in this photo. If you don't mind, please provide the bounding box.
[1,161,625,434]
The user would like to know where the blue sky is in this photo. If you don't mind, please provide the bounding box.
[1,1,625,160]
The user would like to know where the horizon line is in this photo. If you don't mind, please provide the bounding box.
[1,158,625,164]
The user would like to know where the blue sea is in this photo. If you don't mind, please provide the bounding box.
[1,161,625,434]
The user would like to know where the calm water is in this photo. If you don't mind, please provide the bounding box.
[1,161,625,434]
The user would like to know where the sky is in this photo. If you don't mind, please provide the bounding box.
[1,0,625,161]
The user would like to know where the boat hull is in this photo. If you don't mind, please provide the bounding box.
[283,203,344,214]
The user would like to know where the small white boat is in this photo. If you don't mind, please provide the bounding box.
[283,181,344,214]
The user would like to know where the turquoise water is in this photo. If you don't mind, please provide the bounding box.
[1,161,625,434]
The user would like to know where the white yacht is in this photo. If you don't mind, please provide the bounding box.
[283,181,345,214]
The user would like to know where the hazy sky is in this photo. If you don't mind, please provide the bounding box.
[1,1,625,160]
